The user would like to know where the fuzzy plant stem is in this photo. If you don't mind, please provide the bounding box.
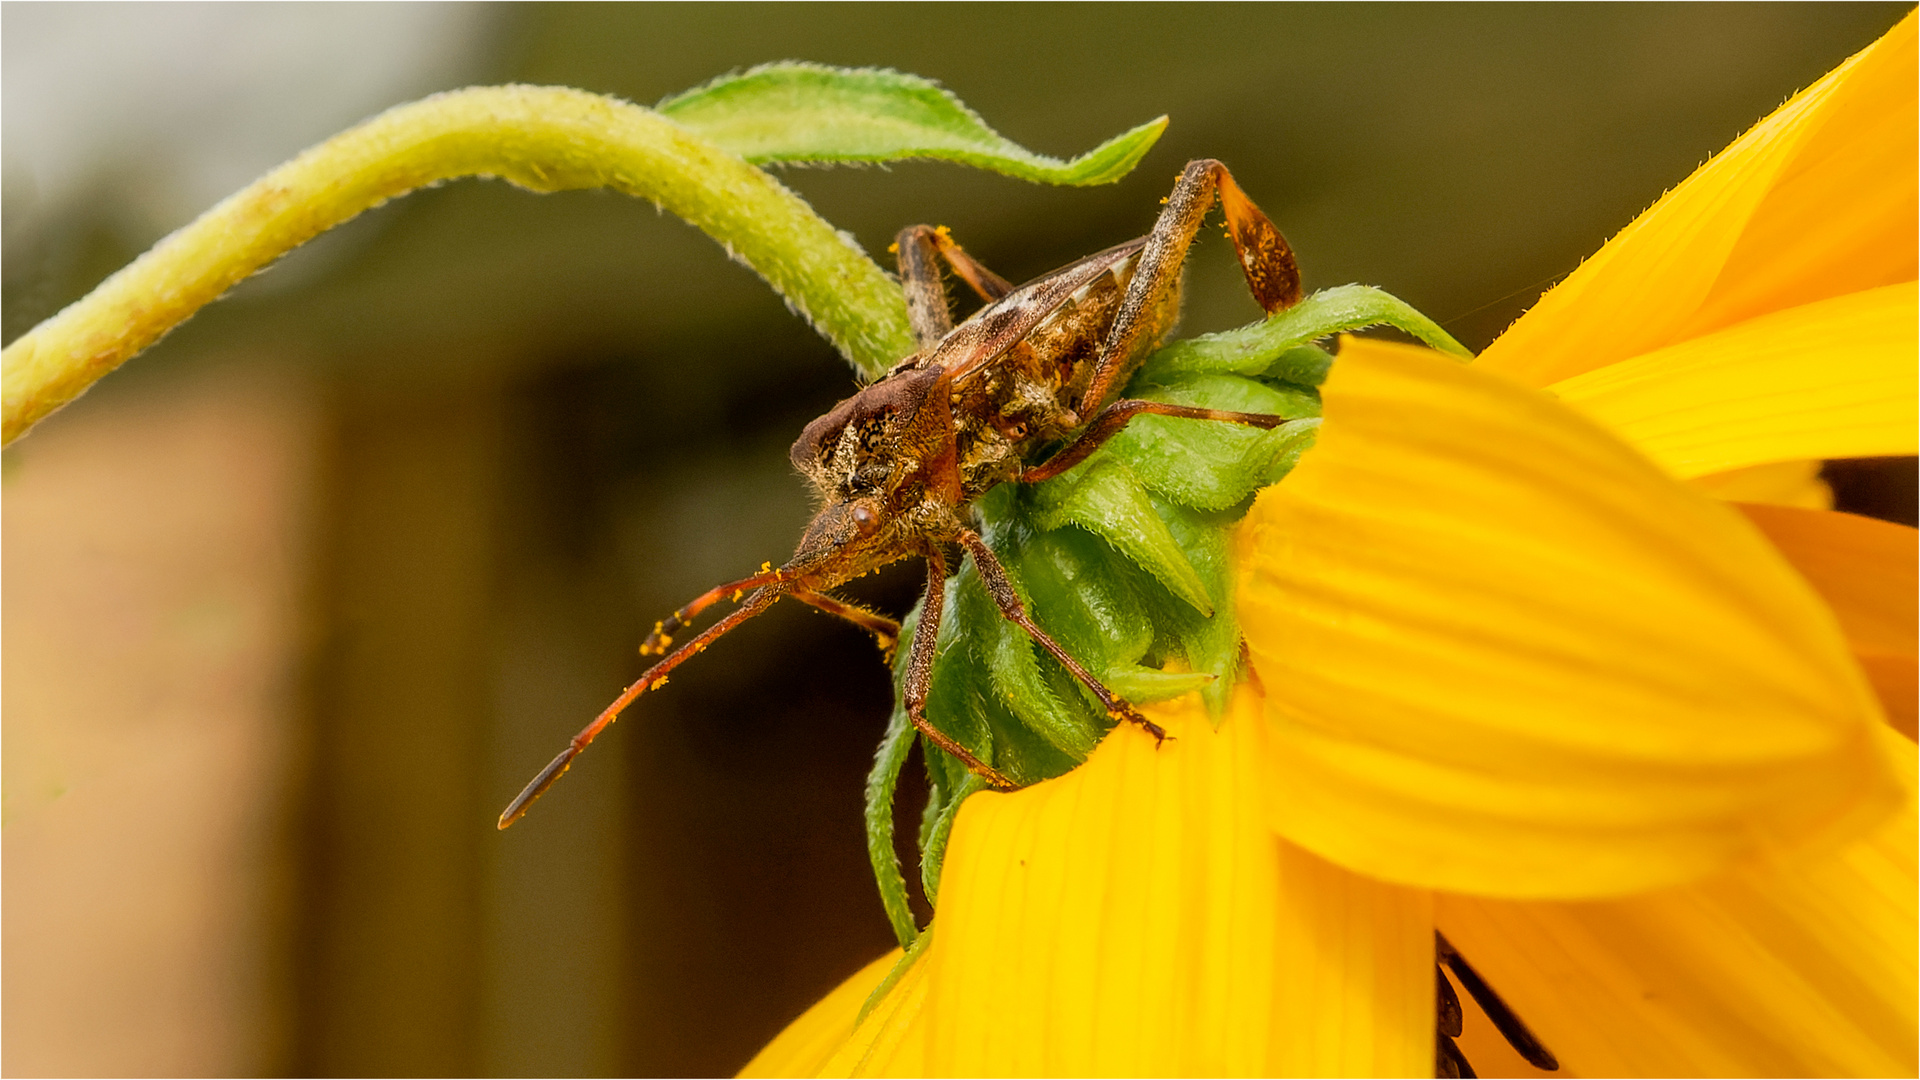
[1,84,916,446]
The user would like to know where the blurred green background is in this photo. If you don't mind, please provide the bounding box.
[4,4,1912,1076]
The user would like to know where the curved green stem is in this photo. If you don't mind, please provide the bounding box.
[1,84,916,446]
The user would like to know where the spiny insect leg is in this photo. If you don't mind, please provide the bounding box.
[1019,400,1294,484]
[1077,158,1300,418]
[894,224,1016,350]
[498,584,786,829]
[957,530,1168,744]
[1437,932,1560,1072]
[792,588,902,658]
[903,546,1017,789]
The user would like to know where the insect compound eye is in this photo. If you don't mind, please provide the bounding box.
[849,500,881,536]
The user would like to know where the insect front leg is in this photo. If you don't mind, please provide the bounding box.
[791,587,901,658]
[894,224,1016,350]
[1076,159,1302,418]
[904,546,1018,789]
[956,529,1168,744]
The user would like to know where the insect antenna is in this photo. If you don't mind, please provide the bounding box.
[497,573,789,829]
[641,566,790,655]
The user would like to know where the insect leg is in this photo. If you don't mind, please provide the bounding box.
[499,584,785,829]
[639,566,787,656]
[791,587,902,657]
[903,546,1018,789]
[1019,399,1295,484]
[956,529,1169,743]
[1437,932,1561,1072]
[1077,159,1301,417]
[894,224,1016,349]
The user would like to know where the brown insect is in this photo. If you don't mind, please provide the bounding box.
[499,159,1303,829]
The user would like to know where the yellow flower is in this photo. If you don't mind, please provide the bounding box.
[745,14,1917,1077]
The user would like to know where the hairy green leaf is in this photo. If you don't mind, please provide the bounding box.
[660,63,1167,185]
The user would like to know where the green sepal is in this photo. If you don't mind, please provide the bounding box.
[1103,665,1216,703]
[984,602,1104,760]
[659,63,1166,185]
[927,561,1081,787]
[864,701,921,950]
[920,773,988,908]
[1029,457,1214,615]
[1001,518,1158,676]
[1151,497,1245,720]
[1139,285,1471,383]
[1109,375,1322,511]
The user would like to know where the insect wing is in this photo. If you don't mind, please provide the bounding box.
[927,238,1147,386]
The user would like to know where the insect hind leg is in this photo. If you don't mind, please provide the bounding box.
[1019,399,1295,484]
[957,529,1169,744]
[1075,160,1301,419]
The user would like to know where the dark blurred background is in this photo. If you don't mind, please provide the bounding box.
[4,4,1912,1076]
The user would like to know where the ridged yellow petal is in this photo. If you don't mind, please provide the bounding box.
[1687,459,1832,510]
[1550,282,1918,480]
[1434,726,1917,1077]
[738,951,898,1079]
[823,945,932,1078]
[1238,337,1901,898]
[1737,503,1919,739]
[823,691,1433,1078]
[1478,12,1916,387]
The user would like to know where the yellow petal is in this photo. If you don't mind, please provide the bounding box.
[1687,459,1832,510]
[1549,282,1918,480]
[1736,503,1919,740]
[1735,504,1918,660]
[738,951,898,1079]
[823,945,933,1078]
[1860,653,1920,743]
[1239,337,1901,898]
[1478,12,1916,387]
[825,690,1433,1077]
[1677,13,1918,341]
[1435,725,1917,1077]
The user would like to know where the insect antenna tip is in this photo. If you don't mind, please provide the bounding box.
[498,744,579,830]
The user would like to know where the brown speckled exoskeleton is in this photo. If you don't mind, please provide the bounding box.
[499,159,1303,829]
